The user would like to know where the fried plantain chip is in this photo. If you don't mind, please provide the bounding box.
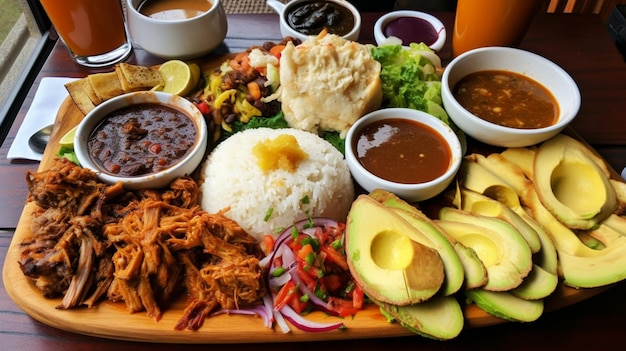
[64,78,97,115]
[88,72,124,101]
[115,63,164,92]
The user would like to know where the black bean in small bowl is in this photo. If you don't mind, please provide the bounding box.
[267,0,361,41]
[74,91,207,190]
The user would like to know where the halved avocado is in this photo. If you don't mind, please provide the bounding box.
[345,195,445,305]
[373,295,464,340]
[369,189,466,296]
[436,207,533,291]
[533,134,617,230]
[465,289,544,322]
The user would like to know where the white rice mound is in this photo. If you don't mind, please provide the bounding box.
[199,128,355,241]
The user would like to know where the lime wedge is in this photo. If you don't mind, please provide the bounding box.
[59,126,77,148]
[159,60,195,96]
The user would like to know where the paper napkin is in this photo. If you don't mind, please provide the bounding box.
[7,77,78,161]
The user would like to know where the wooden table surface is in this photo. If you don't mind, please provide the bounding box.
[1,12,626,350]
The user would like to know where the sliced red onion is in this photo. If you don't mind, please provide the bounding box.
[274,308,291,333]
[211,305,273,329]
[268,269,292,288]
[279,305,344,332]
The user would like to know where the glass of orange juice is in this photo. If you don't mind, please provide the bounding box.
[452,0,543,58]
[40,0,132,68]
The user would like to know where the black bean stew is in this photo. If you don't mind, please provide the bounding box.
[286,1,354,36]
[88,103,197,177]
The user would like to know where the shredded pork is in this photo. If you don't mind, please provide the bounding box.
[18,158,266,330]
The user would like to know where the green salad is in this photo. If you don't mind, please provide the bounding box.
[371,42,449,124]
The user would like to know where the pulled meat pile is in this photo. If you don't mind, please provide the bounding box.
[19,158,266,330]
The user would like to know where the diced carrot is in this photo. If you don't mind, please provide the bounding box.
[297,243,314,262]
[269,44,286,58]
[262,234,275,256]
[247,81,262,100]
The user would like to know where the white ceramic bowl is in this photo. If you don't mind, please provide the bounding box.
[442,46,581,147]
[74,91,207,190]
[345,108,463,202]
[374,10,446,51]
[266,0,361,42]
[126,0,227,59]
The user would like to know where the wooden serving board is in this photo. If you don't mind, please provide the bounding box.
[1,56,612,343]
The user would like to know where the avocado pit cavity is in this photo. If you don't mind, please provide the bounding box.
[371,230,413,270]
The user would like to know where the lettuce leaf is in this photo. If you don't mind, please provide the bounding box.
[371,43,449,124]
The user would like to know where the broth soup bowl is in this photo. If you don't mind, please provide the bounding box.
[345,108,463,202]
[442,46,581,148]
[126,0,228,59]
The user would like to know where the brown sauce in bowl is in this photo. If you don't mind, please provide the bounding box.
[286,1,354,36]
[87,103,197,177]
[453,70,559,129]
[353,118,451,184]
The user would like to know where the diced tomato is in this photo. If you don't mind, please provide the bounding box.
[272,256,283,269]
[321,245,349,271]
[298,259,324,279]
[274,280,297,311]
[352,283,364,309]
[289,234,306,251]
[195,100,210,115]
[288,293,310,314]
[296,265,317,290]
[327,297,360,317]
[320,274,342,292]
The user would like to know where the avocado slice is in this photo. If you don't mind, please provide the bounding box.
[510,264,558,300]
[373,295,464,340]
[509,210,559,300]
[533,134,617,230]
[458,189,542,253]
[436,207,533,291]
[466,142,626,288]
[459,155,526,206]
[500,146,537,180]
[368,189,466,296]
[454,180,557,299]
[345,195,445,305]
[465,289,544,322]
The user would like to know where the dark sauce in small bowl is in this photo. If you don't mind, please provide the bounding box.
[384,17,439,46]
[286,1,354,36]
